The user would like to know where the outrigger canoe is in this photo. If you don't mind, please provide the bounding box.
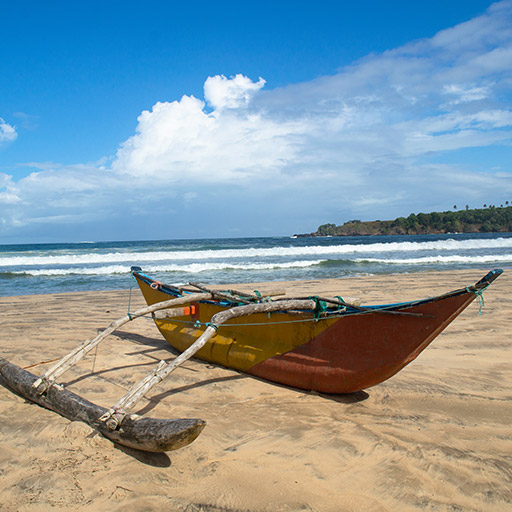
[0,268,502,452]
[132,268,503,393]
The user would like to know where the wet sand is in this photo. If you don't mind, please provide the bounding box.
[0,269,510,511]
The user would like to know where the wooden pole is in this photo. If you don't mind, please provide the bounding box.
[32,293,212,394]
[188,282,286,302]
[100,299,317,429]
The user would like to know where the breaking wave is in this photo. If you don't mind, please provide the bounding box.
[1,237,512,267]
[6,260,323,277]
[356,254,512,265]
[1,233,510,295]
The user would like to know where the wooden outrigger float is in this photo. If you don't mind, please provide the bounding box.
[0,268,503,452]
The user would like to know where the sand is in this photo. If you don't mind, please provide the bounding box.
[0,269,510,511]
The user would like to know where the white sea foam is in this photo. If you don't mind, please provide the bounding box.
[12,260,323,276]
[356,254,512,265]
[1,237,512,267]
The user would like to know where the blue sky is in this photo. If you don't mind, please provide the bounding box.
[1,0,511,243]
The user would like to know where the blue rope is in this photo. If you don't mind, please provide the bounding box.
[193,320,219,331]
[184,314,339,328]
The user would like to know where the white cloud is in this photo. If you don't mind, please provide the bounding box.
[0,173,20,204]
[442,83,491,103]
[204,73,266,110]
[2,1,512,240]
[0,173,12,188]
[414,110,512,135]
[12,112,38,130]
[112,82,305,182]
[0,118,17,144]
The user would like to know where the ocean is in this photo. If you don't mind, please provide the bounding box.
[0,232,511,296]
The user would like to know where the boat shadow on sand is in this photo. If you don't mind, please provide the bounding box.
[64,328,369,417]
[112,329,370,401]
[66,329,370,408]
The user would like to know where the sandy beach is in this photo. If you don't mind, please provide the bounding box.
[0,269,510,511]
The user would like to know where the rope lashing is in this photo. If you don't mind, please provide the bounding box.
[310,296,328,319]
[23,357,61,370]
[178,315,338,328]
[253,291,272,304]
[194,320,219,331]
[466,285,489,315]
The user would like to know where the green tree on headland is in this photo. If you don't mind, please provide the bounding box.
[317,223,337,236]
[299,206,512,237]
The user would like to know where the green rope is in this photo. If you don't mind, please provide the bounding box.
[253,290,272,303]
[466,286,488,315]
[334,296,344,311]
[309,296,327,319]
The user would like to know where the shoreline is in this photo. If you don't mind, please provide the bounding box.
[2,266,509,300]
[1,269,510,511]
[2,232,510,298]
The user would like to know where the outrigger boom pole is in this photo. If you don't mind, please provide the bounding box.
[99,298,318,429]
[1,290,318,451]
[32,293,213,395]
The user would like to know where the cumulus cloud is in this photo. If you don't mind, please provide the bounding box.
[204,73,266,110]
[112,81,305,182]
[0,118,17,144]
[110,1,512,196]
[2,1,512,240]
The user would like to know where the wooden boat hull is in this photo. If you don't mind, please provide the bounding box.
[133,270,502,394]
[247,291,473,393]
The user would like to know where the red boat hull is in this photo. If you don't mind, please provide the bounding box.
[133,270,501,393]
[247,291,474,393]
